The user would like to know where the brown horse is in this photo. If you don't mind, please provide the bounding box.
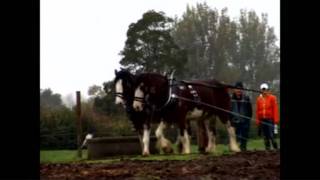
[133,73,240,154]
[114,69,174,156]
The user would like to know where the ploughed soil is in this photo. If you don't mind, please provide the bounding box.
[41,150,279,180]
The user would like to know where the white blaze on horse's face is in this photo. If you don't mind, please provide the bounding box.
[133,83,144,111]
[115,79,124,105]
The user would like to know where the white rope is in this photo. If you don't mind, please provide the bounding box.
[171,94,278,128]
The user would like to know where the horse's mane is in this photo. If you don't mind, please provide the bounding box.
[114,70,135,83]
[136,72,166,81]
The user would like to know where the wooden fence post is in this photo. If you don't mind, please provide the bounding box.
[76,91,82,158]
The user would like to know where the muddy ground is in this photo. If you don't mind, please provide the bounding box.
[41,150,279,180]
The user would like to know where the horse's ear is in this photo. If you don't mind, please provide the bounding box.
[169,70,176,80]
[163,71,167,77]
[114,69,118,75]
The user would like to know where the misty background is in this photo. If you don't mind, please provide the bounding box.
[40,0,280,149]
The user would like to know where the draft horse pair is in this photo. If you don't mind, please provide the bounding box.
[114,69,240,156]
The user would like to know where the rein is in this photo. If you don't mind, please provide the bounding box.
[131,72,278,116]
[134,96,145,102]
[171,94,275,128]
[115,92,142,105]
[181,81,280,95]
[114,92,124,98]
[157,70,176,110]
[181,81,265,94]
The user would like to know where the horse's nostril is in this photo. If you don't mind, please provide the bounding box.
[134,105,141,111]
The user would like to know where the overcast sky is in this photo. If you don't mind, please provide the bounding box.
[40,0,279,103]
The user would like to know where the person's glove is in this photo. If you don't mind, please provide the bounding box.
[274,124,278,134]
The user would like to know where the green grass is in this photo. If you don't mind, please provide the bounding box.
[40,150,88,163]
[40,138,279,163]
[247,138,280,151]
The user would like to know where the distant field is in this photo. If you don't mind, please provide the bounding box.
[40,138,280,163]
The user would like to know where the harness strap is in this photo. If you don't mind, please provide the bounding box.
[134,96,145,102]
[115,92,124,98]
[187,85,201,103]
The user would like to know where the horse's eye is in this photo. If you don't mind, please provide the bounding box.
[145,94,150,101]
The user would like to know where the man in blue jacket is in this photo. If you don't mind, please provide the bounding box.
[230,82,253,151]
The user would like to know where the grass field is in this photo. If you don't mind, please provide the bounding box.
[40,138,279,163]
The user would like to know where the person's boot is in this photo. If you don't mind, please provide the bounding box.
[240,146,247,151]
[272,140,278,150]
[240,145,244,151]
[240,141,247,151]
[264,139,271,150]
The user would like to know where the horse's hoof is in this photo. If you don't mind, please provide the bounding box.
[198,147,206,154]
[182,151,191,155]
[178,150,190,155]
[199,150,209,155]
[142,151,150,156]
[162,146,174,154]
[229,144,241,152]
[231,148,241,153]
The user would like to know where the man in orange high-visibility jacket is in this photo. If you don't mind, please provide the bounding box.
[256,83,279,150]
